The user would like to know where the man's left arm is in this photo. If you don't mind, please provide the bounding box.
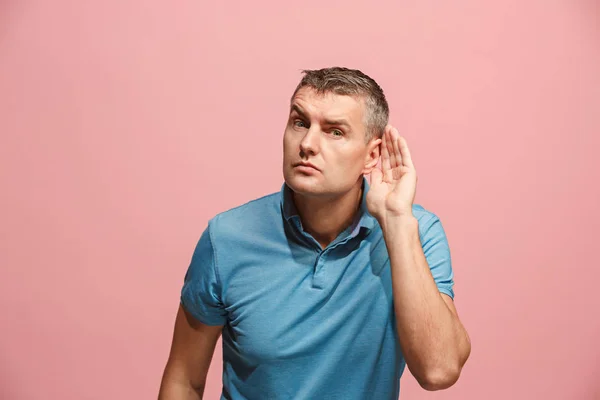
[367,125,471,391]
[380,214,471,391]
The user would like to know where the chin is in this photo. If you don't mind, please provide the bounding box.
[283,170,325,196]
[286,169,364,199]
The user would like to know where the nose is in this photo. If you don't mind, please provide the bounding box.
[299,126,320,158]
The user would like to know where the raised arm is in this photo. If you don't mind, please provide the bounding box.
[367,126,471,390]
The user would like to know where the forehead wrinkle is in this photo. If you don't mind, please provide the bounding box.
[291,89,364,131]
[291,101,349,121]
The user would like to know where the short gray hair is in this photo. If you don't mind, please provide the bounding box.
[291,67,389,141]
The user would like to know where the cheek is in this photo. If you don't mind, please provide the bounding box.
[283,129,300,146]
[282,133,296,157]
[337,150,366,170]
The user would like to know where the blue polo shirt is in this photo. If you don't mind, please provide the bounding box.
[181,178,454,399]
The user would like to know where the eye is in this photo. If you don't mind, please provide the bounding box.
[294,120,307,128]
[331,129,344,137]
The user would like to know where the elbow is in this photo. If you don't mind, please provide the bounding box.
[415,365,462,391]
[418,335,472,391]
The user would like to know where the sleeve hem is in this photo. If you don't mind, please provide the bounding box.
[180,299,226,326]
[438,287,454,300]
[208,218,224,295]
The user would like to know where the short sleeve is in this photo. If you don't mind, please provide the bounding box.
[180,223,228,326]
[419,214,455,299]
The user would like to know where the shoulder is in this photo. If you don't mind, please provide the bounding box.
[207,190,283,238]
[411,204,446,239]
[412,204,440,225]
[202,190,285,279]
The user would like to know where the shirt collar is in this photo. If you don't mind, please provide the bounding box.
[280,176,377,237]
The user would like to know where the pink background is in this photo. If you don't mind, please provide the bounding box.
[1,1,599,399]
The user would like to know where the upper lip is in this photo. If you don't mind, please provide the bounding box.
[294,161,320,171]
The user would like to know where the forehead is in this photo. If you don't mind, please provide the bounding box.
[291,87,366,123]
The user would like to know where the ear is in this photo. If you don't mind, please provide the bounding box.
[362,137,382,175]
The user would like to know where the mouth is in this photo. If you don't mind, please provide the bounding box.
[293,162,320,172]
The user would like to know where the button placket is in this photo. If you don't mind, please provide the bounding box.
[312,251,327,289]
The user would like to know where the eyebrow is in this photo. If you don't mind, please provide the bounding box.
[290,104,351,129]
[290,104,308,119]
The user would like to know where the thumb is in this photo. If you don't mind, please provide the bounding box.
[370,167,383,185]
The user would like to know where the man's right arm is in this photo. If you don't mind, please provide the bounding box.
[158,304,224,400]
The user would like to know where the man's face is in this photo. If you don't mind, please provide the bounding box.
[283,87,381,198]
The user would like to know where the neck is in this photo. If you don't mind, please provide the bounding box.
[292,179,364,249]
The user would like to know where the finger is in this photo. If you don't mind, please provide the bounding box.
[381,126,391,174]
[386,127,398,169]
[382,127,395,182]
[398,136,414,169]
[391,129,403,168]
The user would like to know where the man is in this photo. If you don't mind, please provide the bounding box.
[159,67,471,399]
